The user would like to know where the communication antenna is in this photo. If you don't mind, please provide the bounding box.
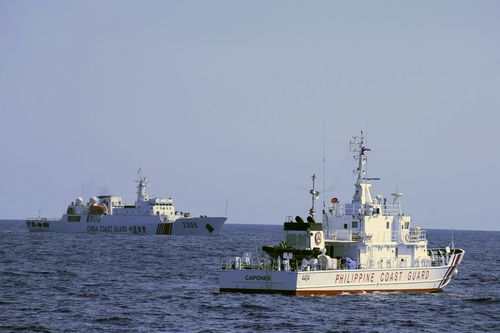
[322,119,326,213]
[225,200,229,216]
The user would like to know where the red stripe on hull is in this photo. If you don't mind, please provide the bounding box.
[220,288,441,296]
[295,288,441,296]
[220,288,296,295]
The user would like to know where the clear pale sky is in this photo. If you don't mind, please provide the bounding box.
[1,1,499,231]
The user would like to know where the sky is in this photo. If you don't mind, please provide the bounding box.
[0,1,499,231]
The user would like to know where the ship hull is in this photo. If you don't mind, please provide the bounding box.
[26,215,226,236]
[219,250,464,295]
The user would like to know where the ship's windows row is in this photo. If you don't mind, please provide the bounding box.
[27,221,50,228]
[155,206,173,211]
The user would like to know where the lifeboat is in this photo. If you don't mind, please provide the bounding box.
[89,204,107,215]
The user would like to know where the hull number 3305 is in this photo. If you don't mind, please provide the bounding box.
[182,221,198,228]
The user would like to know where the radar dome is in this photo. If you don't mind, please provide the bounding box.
[75,197,84,205]
[89,196,98,205]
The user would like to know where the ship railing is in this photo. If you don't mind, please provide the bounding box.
[221,256,338,272]
[220,255,445,271]
[409,228,426,242]
[325,229,379,242]
[329,203,403,217]
[324,229,335,239]
[355,230,392,243]
[325,229,355,241]
[411,258,433,268]
[326,230,418,243]
[430,256,449,267]
[382,205,402,216]
[388,229,427,243]
[428,248,454,266]
[329,203,362,216]
[221,256,276,271]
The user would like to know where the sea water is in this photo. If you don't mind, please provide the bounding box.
[1,221,498,332]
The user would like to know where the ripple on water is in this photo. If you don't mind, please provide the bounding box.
[465,296,499,304]
[1,224,499,332]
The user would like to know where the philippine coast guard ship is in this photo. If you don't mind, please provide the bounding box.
[219,133,464,295]
[26,171,226,236]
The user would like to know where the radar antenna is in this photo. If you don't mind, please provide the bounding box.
[391,189,404,214]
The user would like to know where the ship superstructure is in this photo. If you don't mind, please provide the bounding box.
[322,134,429,271]
[219,133,464,295]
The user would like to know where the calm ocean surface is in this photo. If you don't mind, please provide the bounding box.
[0,221,498,332]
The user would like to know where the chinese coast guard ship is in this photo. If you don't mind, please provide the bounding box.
[219,134,464,295]
[26,171,227,236]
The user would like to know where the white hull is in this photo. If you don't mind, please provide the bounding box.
[26,215,226,236]
[219,250,464,295]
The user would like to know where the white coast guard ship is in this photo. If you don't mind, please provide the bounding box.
[219,133,464,295]
[26,171,227,236]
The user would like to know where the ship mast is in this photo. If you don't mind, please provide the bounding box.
[350,131,375,205]
[135,168,149,202]
[351,131,369,185]
[309,174,320,218]
[322,119,326,215]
